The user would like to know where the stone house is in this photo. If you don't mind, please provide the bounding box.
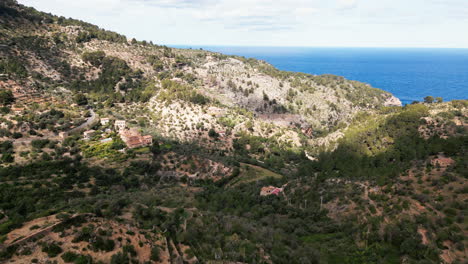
[115,120,126,131]
[100,118,110,126]
[142,135,152,145]
[119,128,152,149]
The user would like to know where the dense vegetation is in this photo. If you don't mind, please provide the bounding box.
[0,1,466,263]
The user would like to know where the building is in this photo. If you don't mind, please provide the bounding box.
[119,128,152,149]
[83,130,95,140]
[260,186,284,196]
[100,138,113,143]
[115,120,126,131]
[100,118,110,126]
[142,135,152,145]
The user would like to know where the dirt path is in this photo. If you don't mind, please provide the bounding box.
[68,109,96,133]
[1,214,92,250]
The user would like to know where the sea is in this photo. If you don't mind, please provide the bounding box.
[172,46,468,105]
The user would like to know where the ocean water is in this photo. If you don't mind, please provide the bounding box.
[173,46,468,105]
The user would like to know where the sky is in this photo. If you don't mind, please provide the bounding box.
[19,0,468,48]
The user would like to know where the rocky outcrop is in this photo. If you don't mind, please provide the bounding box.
[384,95,402,107]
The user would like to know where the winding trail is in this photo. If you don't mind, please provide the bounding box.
[68,109,96,133]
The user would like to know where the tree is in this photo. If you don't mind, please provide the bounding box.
[0,57,27,77]
[76,31,91,43]
[151,247,160,261]
[0,90,14,105]
[111,138,126,150]
[82,51,106,67]
[150,141,161,156]
[74,93,88,106]
[1,153,14,163]
[110,252,129,264]
[208,128,219,138]
[424,96,434,104]
[436,97,443,103]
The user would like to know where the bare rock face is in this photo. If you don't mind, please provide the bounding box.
[384,95,402,107]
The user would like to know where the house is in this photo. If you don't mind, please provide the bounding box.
[115,120,126,131]
[119,128,152,148]
[142,135,152,145]
[126,136,144,148]
[260,186,284,196]
[100,118,110,126]
[83,130,95,140]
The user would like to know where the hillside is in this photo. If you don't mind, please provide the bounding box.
[0,1,466,264]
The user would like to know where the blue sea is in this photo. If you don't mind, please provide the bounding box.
[173,46,468,105]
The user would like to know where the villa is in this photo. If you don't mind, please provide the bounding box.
[119,128,152,148]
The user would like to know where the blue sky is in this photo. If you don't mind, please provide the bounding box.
[20,0,468,48]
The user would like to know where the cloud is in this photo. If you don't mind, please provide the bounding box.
[187,0,322,31]
[20,0,321,32]
[18,0,468,47]
[337,0,358,9]
[128,0,215,9]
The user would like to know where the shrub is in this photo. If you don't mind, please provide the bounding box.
[61,251,79,262]
[150,247,160,261]
[74,93,88,106]
[82,51,106,67]
[208,128,219,138]
[41,243,62,257]
[0,90,15,105]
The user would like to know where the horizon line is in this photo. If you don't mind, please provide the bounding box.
[166,44,468,50]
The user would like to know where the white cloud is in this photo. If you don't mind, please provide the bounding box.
[18,0,468,47]
[337,0,358,9]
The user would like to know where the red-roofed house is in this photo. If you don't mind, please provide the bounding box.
[260,186,284,196]
[119,128,152,149]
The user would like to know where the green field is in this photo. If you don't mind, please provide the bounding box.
[228,163,282,187]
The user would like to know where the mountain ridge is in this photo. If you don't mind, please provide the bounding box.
[0,1,466,264]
